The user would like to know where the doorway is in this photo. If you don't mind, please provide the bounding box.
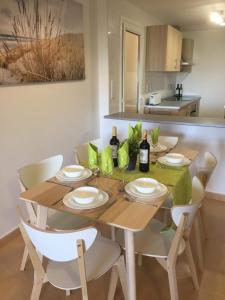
[121,20,144,113]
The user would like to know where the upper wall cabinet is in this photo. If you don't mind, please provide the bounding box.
[146,25,182,72]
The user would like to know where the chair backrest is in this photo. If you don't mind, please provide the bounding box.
[171,202,199,229]
[158,136,179,150]
[74,138,101,164]
[203,152,217,174]
[168,203,199,264]
[21,218,98,262]
[18,155,63,189]
[191,176,205,205]
[167,213,187,264]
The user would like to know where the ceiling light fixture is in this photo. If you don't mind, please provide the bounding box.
[210,11,225,26]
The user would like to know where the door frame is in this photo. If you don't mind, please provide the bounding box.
[119,17,145,113]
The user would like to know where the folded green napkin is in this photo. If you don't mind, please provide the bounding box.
[100,146,113,175]
[151,127,160,145]
[118,140,129,169]
[88,143,98,169]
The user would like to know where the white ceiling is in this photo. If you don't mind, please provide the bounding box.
[128,0,225,31]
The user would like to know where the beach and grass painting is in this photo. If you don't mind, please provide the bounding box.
[0,0,85,86]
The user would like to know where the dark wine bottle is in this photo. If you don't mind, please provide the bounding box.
[139,130,150,172]
[175,84,180,99]
[179,84,183,98]
[110,126,120,167]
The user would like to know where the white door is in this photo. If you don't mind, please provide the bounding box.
[120,19,145,113]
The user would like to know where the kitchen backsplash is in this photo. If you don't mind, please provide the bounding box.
[145,71,176,98]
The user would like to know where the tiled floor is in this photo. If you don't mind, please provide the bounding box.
[1,197,225,300]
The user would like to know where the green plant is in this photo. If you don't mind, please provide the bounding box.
[128,122,142,157]
[151,127,160,145]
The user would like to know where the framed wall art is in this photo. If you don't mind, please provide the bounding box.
[0,0,85,86]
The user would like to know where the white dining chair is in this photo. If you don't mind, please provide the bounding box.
[160,176,205,272]
[197,151,217,188]
[18,155,90,272]
[158,136,179,150]
[74,138,102,164]
[148,135,179,150]
[190,176,205,272]
[161,175,202,211]
[74,138,118,241]
[117,203,199,300]
[18,210,127,300]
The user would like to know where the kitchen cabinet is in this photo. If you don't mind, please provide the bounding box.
[146,25,182,72]
[181,38,194,72]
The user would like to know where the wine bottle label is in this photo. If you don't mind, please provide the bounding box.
[111,145,118,159]
[140,149,148,164]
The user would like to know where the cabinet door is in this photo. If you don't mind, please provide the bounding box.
[146,25,167,71]
[146,25,182,72]
[166,26,182,71]
[175,31,182,71]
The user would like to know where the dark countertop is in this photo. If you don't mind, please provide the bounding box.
[104,112,225,128]
[145,95,201,110]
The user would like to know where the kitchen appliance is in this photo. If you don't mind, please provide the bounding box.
[149,92,161,105]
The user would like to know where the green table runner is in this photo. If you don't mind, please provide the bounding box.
[111,164,191,206]
[83,162,192,206]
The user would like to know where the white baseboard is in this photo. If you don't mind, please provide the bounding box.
[0,224,19,240]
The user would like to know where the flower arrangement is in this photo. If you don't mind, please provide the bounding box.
[127,122,142,170]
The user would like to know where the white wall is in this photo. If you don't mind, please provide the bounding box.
[176,28,225,118]
[0,0,103,238]
[107,0,161,113]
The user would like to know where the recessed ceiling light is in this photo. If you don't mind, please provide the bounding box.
[210,11,225,25]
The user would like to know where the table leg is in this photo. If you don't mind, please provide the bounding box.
[36,205,48,229]
[124,230,136,300]
[34,205,48,283]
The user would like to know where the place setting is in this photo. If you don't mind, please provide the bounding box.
[157,153,191,168]
[124,177,168,205]
[56,164,92,182]
[46,164,94,189]
[63,185,109,210]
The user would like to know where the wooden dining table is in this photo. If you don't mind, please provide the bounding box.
[19,146,199,300]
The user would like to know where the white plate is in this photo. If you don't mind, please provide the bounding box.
[150,144,167,153]
[63,190,109,210]
[165,153,184,164]
[158,155,191,167]
[125,181,168,199]
[56,168,92,182]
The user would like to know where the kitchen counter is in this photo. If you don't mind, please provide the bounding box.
[144,95,201,116]
[104,112,225,128]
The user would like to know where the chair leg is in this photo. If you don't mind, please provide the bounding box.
[198,209,206,242]
[167,265,179,300]
[107,266,119,300]
[193,216,204,272]
[31,277,43,300]
[137,254,143,267]
[116,256,128,300]
[20,246,29,271]
[185,240,199,290]
[111,227,116,241]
